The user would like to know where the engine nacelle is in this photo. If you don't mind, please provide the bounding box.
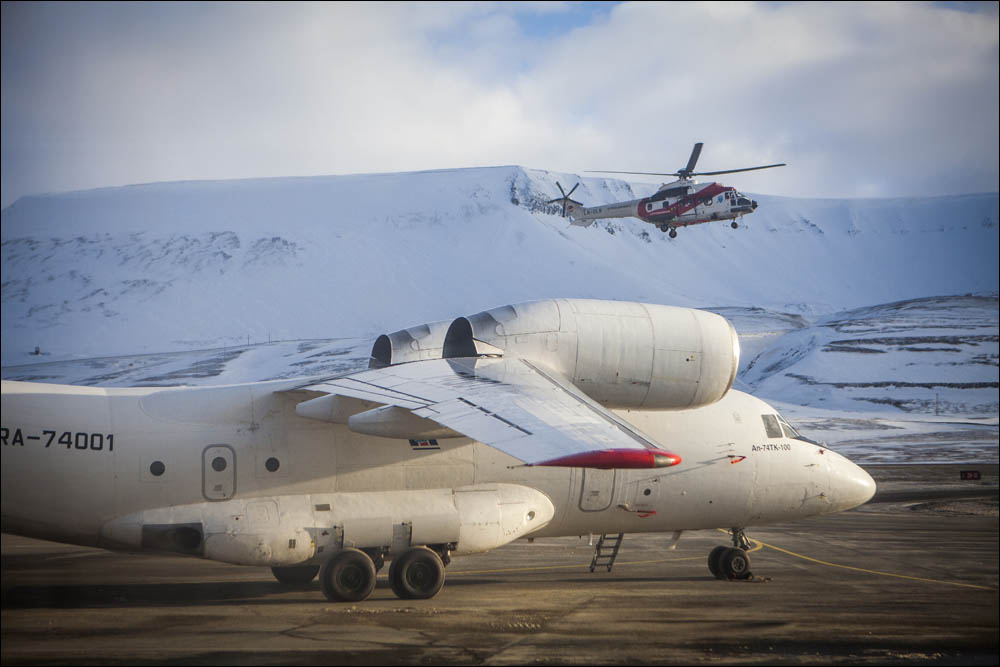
[369,319,452,368]
[442,299,739,410]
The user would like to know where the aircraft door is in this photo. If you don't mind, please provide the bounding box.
[579,468,616,511]
[203,444,236,501]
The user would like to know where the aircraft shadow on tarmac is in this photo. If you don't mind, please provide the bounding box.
[1,573,720,609]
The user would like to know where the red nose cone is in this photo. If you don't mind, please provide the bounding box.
[531,449,682,469]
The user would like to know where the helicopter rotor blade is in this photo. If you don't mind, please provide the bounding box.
[585,170,680,177]
[691,163,786,176]
[546,181,583,217]
[680,142,703,177]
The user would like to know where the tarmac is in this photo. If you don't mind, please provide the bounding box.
[2,464,997,665]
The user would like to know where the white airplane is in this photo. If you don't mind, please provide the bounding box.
[1,299,876,602]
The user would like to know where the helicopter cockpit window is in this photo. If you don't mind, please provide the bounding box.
[761,414,783,438]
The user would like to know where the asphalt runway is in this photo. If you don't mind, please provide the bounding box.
[2,466,998,666]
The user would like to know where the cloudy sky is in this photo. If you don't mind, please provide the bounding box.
[2,1,997,208]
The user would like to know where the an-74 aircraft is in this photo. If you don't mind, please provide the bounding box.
[549,142,785,239]
[1,298,875,602]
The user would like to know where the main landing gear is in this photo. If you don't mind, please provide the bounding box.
[707,527,753,580]
[318,545,449,602]
[731,221,739,229]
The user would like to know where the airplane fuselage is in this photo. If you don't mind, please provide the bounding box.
[1,378,874,567]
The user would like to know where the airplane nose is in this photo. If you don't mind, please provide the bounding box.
[827,451,877,511]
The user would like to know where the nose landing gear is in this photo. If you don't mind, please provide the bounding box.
[707,527,754,580]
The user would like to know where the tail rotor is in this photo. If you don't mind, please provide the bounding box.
[547,181,582,217]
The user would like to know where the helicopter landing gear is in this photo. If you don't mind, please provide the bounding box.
[707,527,753,580]
[668,228,677,239]
[731,221,739,229]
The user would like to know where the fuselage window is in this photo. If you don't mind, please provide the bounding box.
[761,414,783,439]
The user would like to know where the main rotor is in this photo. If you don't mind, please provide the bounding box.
[588,142,785,182]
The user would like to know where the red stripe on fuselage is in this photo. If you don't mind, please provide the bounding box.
[649,182,731,221]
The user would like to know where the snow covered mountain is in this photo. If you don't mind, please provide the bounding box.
[2,165,998,429]
[3,166,996,365]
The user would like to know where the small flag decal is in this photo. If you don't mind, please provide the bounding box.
[409,439,440,451]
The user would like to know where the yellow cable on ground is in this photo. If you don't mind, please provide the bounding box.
[757,539,995,591]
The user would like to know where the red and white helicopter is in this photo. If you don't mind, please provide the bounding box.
[550,143,785,239]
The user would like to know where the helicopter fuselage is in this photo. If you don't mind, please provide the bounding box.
[568,179,757,230]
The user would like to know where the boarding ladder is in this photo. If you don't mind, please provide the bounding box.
[589,532,624,572]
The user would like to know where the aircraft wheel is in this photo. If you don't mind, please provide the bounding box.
[659,223,670,232]
[668,228,677,239]
[320,548,377,602]
[731,221,739,229]
[271,564,319,586]
[364,549,385,572]
[707,546,728,579]
[719,547,752,580]
[389,546,446,600]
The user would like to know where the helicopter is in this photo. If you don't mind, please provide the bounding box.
[549,143,785,239]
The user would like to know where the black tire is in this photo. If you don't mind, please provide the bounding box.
[668,228,677,239]
[719,547,752,580]
[271,565,319,586]
[731,221,739,229]
[320,548,377,602]
[707,546,728,579]
[389,547,445,600]
[659,223,669,232]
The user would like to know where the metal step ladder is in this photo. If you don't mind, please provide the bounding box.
[589,532,624,572]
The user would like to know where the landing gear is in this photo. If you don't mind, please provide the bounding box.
[668,228,677,239]
[707,528,753,580]
[730,221,739,229]
[389,546,446,600]
[271,565,319,586]
[659,223,670,232]
[320,548,377,602]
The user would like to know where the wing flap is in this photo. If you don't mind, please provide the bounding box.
[293,357,675,467]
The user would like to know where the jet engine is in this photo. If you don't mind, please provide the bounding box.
[374,299,739,411]
[369,320,452,368]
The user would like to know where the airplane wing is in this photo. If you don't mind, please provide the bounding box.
[290,357,680,469]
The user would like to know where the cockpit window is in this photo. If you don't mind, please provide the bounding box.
[777,416,801,439]
[761,414,783,438]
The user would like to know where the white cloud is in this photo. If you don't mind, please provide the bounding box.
[2,1,997,208]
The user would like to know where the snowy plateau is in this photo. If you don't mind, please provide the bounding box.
[2,166,997,463]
